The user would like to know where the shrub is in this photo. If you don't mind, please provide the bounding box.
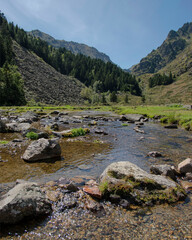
[26,131,39,140]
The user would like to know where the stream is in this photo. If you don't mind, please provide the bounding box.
[0,111,192,239]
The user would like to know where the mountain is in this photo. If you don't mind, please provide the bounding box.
[130,22,192,104]
[131,22,192,76]
[13,41,84,105]
[28,30,111,63]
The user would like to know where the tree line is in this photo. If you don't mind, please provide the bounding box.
[148,72,175,88]
[0,12,26,105]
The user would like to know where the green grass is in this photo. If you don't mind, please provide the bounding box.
[62,128,90,138]
[0,140,9,144]
[26,131,39,140]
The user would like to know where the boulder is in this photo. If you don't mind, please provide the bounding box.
[0,120,7,133]
[178,158,192,174]
[20,111,39,123]
[0,182,52,224]
[99,161,186,205]
[6,123,31,132]
[150,164,177,181]
[22,138,61,162]
[120,114,144,123]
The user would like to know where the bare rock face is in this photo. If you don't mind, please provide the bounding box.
[99,161,186,205]
[178,158,192,174]
[0,182,52,224]
[22,138,61,162]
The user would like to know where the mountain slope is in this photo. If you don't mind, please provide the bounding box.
[28,30,111,63]
[131,22,192,76]
[13,41,84,105]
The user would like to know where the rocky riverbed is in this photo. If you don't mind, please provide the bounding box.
[0,109,192,239]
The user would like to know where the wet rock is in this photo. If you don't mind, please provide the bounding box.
[109,194,121,203]
[99,161,185,205]
[147,151,162,157]
[135,122,144,126]
[134,127,145,134]
[0,182,52,224]
[178,158,192,174]
[12,139,24,142]
[150,164,177,181]
[119,199,130,209]
[78,164,93,170]
[50,123,59,131]
[22,138,61,162]
[58,195,77,211]
[95,128,108,135]
[164,124,178,129]
[0,120,7,133]
[185,172,192,181]
[46,190,61,202]
[88,120,97,126]
[66,183,79,192]
[37,132,49,139]
[85,199,103,212]
[83,185,102,199]
[6,122,31,132]
[58,112,68,116]
[50,110,60,115]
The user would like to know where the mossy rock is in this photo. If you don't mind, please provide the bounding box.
[99,161,186,206]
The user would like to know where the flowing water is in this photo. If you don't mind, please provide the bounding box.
[0,111,192,239]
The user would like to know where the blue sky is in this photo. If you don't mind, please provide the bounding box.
[0,0,192,69]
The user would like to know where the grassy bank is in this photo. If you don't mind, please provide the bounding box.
[0,104,192,130]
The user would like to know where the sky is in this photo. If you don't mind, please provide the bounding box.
[0,0,192,69]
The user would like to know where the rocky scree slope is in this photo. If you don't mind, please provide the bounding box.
[28,30,111,63]
[13,41,84,105]
[130,22,192,76]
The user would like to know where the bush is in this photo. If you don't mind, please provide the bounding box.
[26,131,39,140]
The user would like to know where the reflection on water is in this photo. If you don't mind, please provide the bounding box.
[0,118,192,183]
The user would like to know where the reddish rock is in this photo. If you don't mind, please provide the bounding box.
[83,185,102,199]
[180,181,192,191]
[178,158,192,174]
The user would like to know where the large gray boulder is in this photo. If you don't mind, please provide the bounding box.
[19,111,39,123]
[99,161,186,205]
[22,138,61,162]
[0,182,52,224]
[6,123,31,132]
[120,114,144,122]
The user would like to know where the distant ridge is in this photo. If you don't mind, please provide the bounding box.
[130,22,192,76]
[28,30,111,63]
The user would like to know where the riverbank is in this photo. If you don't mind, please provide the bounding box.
[1,104,192,130]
